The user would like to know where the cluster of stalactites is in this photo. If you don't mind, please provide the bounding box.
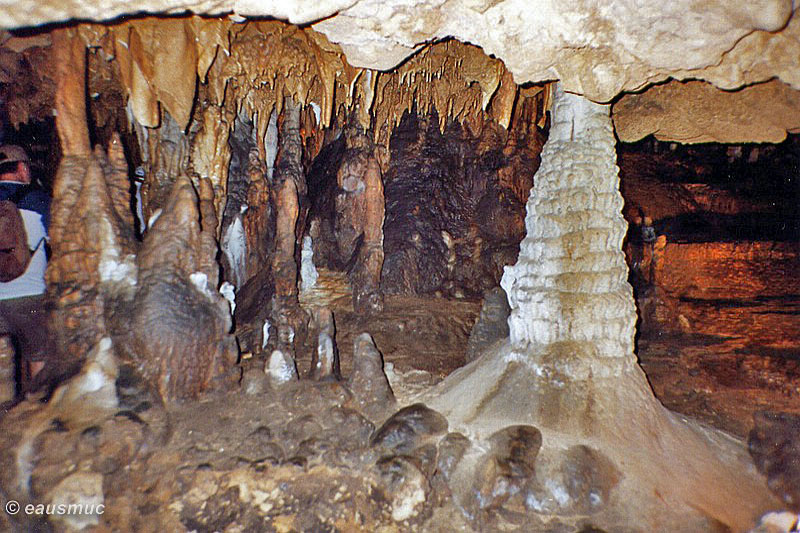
[1,17,552,229]
[371,40,551,143]
[70,17,549,147]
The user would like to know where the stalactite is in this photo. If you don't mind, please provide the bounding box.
[132,110,191,223]
[51,28,90,157]
[220,110,256,287]
[243,143,271,280]
[191,104,233,220]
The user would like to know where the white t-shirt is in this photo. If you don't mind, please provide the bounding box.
[0,207,47,299]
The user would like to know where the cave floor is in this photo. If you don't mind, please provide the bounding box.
[145,292,800,530]
[4,292,796,531]
[638,325,800,437]
[296,288,800,439]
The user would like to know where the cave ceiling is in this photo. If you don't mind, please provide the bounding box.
[0,0,799,143]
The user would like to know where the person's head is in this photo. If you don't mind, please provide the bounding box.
[0,145,31,184]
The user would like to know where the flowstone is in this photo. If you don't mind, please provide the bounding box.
[424,86,779,531]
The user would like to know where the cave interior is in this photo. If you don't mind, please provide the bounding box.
[0,7,798,533]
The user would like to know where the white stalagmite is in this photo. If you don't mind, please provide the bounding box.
[221,211,247,288]
[219,281,236,315]
[300,235,319,291]
[265,110,279,181]
[499,86,636,375]
[427,85,778,531]
[265,349,298,386]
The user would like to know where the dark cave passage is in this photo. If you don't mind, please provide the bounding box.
[617,134,800,435]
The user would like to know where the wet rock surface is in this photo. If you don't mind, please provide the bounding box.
[473,425,542,514]
[307,110,543,301]
[380,111,542,299]
[371,403,448,453]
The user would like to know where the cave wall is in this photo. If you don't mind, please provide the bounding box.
[306,107,545,299]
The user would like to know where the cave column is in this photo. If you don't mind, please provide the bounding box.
[500,85,636,375]
[429,84,776,530]
[337,123,385,314]
[272,97,304,303]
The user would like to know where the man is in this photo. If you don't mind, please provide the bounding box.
[0,144,53,394]
[640,214,657,284]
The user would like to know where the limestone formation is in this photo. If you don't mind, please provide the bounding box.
[465,286,511,362]
[375,455,430,522]
[370,403,449,453]
[348,333,396,421]
[3,1,798,108]
[377,110,542,297]
[300,235,319,292]
[425,85,778,530]
[124,176,239,400]
[333,122,386,313]
[308,307,339,380]
[46,472,105,530]
[472,425,542,513]
[613,79,800,144]
[272,97,304,304]
[266,349,299,387]
[45,34,239,400]
[0,3,794,531]
[749,411,800,510]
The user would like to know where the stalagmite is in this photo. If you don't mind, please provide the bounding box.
[266,349,298,387]
[300,235,319,292]
[128,176,238,401]
[425,85,778,530]
[308,307,338,380]
[349,333,396,421]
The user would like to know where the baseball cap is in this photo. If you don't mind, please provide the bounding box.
[0,145,30,164]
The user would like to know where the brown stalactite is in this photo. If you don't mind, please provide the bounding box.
[272,177,300,300]
[132,110,191,224]
[51,28,90,157]
[196,177,222,290]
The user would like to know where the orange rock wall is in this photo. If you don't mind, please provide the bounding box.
[655,241,799,300]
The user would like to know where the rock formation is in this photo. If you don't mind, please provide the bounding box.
[425,86,778,530]
[0,2,796,531]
